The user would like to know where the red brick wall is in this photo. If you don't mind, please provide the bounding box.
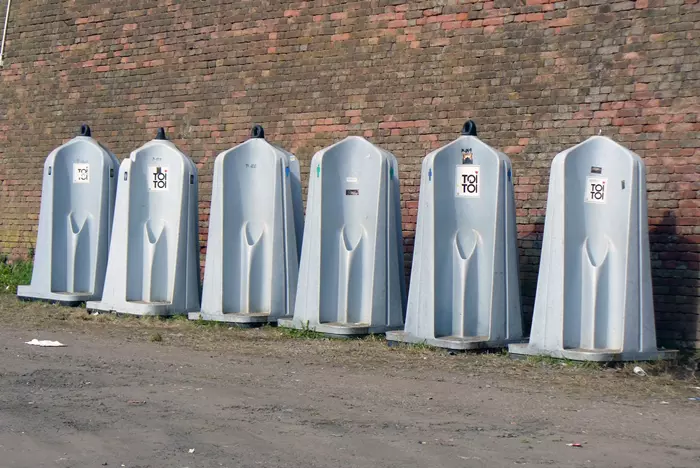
[0,0,698,347]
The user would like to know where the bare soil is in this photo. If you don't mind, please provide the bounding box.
[0,295,698,468]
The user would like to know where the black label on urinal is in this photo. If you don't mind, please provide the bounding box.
[590,166,602,174]
[461,148,473,164]
[346,189,359,196]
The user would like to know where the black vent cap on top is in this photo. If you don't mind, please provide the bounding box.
[461,120,477,136]
[80,124,91,137]
[251,125,265,139]
[155,127,167,140]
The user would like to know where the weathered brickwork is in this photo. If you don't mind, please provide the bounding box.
[0,0,698,346]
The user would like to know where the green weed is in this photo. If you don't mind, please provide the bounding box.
[278,321,326,339]
[523,354,601,369]
[0,258,33,294]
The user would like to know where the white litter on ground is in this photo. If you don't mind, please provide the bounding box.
[25,339,65,347]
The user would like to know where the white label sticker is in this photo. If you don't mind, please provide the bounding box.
[73,163,90,183]
[149,166,169,191]
[455,165,480,198]
[346,177,358,183]
[585,176,608,204]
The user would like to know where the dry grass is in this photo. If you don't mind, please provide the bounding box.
[2,294,698,402]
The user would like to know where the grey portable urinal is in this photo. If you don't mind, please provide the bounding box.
[87,128,200,316]
[189,125,304,325]
[278,136,406,336]
[18,125,119,305]
[509,136,677,361]
[387,121,523,350]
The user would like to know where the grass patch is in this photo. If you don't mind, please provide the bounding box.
[149,332,163,342]
[402,341,440,352]
[623,353,699,380]
[277,322,327,340]
[0,258,33,294]
[170,314,190,322]
[363,333,386,343]
[521,353,699,379]
[192,317,232,330]
[385,339,456,357]
[524,354,603,370]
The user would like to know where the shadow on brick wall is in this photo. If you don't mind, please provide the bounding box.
[650,211,699,350]
[402,231,415,322]
[517,224,546,338]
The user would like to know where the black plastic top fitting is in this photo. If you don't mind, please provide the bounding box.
[461,120,477,136]
[251,125,265,139]
[80,124,91,137]
[155,128,167,140]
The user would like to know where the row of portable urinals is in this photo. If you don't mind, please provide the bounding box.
[17,122,675,362]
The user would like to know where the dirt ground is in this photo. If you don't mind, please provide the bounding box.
[0,295,698,468]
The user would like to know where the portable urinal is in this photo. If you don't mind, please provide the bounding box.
[190,125,304,325]
[509,136,677,361]
[278,136,406,336]
[86,128,200,316]
[387,121,523,349]
[18,125,119,305]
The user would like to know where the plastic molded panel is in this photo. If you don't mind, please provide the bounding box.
[192,137,303,324]
[17,131,119,305]
[87,134,200,316]
[387,135,522,349]
[509,136,676,361]
[279,136,406,335]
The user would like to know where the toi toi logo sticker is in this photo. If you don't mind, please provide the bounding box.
[150,166,169,191]
[585,176,608,204]
[73,163,90,184]
[455,165,480,198]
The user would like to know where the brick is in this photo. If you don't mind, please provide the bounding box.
[483,17,504,26]
[387,19,408,28]
[525,13,545,22]
[442,21,462,30]
[547,17,572,28]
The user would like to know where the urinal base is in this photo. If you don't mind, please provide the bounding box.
[278,317,402,336]
[508,343,678,362]
[86,300,185,317]
[17,286,94,307]
[386,331,521,350]
[188,311,276,327]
